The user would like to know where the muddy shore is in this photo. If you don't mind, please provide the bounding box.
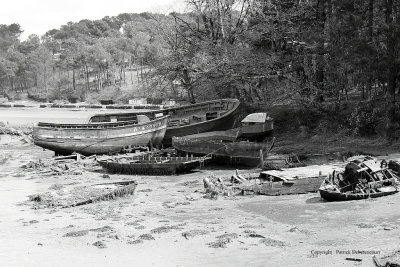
[2,138,400,266]
[2,115,400,266]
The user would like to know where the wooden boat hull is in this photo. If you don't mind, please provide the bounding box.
[172,136,269,167]
[98,156,209,175]
[239,122,274,141]
[319,187,398,201]
[33,116,168,156]
[29,180,137,208]
[88,99,241,146]
[163,100,240,145]
[245,176,325,196]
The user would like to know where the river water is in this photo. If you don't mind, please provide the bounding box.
[0,107,151,126]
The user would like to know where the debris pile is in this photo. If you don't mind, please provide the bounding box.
[203,170,263,198]
[27,180,137,209]
[21,154,99,175]
[0,122,33,136]
[373,250,400,267]
[319,156,400,201]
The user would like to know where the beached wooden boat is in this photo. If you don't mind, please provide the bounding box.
[319,156,400,201]
[205,170,325,196]
[98,155,210,175]
[88,99,241,145]
[33,115,169,156]
[28,180,137,208]
[319,185,398,201]
[244,171,325,195]
[165,112,273,143]
[238,113,273,141]
[172,135,271,167]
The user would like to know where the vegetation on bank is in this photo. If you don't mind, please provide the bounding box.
[1,0,400,139]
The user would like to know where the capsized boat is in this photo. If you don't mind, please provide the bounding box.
[33,115,169,156]
[88,99,241,145]
[98,154,210,175]
[319,156,400,201]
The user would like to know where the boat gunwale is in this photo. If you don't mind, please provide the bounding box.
[164,99,240,130]
[319,188,398,201]
[35,115,169,130]
[87,99,240,127]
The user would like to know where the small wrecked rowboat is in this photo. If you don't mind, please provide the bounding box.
[88,99,241,145]
[33,115,169,156]
[28,180,137,208]
[98,155,210,175]
[319,156,400,201]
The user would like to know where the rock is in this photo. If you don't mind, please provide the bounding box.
[207,238,231,248]
[139,234,155,240]
[92,241,107,249]
[248,233,265,238]
[259,237,286,247]
[181,229,209,239]
[63,230,89,237]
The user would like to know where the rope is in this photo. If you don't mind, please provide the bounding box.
[200,144,228,161]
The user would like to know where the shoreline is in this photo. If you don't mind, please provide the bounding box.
[1,134,400,266]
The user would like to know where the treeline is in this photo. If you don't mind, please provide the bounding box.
[1,0,400,136]
[0,13,172,102]
[156,0,400,137]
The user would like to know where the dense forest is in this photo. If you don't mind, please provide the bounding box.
[1,0,400,137]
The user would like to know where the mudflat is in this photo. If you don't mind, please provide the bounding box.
[1,135,400,267]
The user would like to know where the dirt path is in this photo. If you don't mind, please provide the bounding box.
[1,135,400,266]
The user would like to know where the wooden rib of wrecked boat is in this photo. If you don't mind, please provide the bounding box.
[98,155,210,175]
[88,99,241,145]
[319,156,400,201]
[33,115,169,156]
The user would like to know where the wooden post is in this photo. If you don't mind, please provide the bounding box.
[259,149,264,167]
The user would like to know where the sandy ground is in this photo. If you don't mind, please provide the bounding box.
[2,134,400,267]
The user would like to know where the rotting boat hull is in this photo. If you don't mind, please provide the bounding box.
[172,136,269,167]
[33,116,168,156]
[319,187,398,201]
[98,155,210,175]
[238,121,274,141]
[247,176,325,196]
[88,99,241,146]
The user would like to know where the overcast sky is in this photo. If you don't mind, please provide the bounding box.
[1,0,187,39]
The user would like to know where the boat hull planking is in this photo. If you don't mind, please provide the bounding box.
[319,187,398,201]
[33,116,168,156]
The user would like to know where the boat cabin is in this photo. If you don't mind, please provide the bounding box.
[241,113,273,127]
